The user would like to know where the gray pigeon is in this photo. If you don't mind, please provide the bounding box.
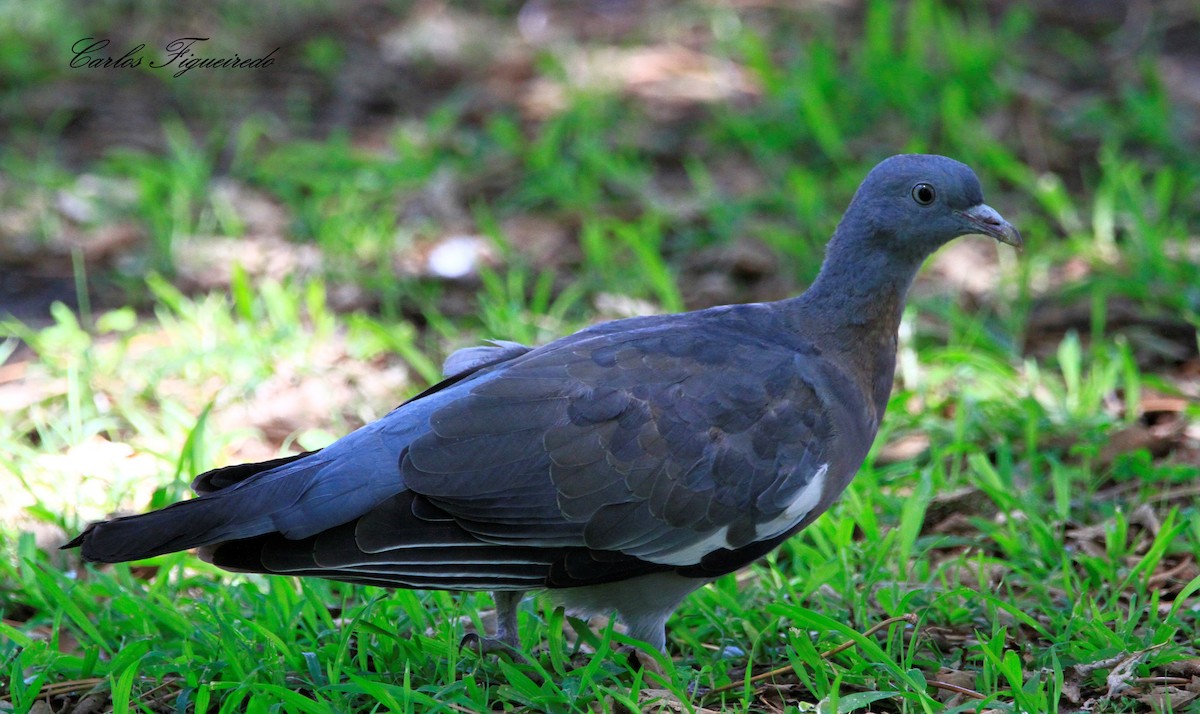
[65,154,1021,653]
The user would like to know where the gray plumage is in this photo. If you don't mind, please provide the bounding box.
[65,154,1021,653]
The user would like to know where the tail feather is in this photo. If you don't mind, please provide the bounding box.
[65,495,256,561]
[200,493,556,591]
[65,427,406,563]
[192,450,318,494]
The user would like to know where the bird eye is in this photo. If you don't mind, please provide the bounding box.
[911,183,936,205]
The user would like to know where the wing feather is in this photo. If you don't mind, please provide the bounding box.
[403,305,854,571]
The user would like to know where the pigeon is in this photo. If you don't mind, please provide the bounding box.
[65,154,1021,654]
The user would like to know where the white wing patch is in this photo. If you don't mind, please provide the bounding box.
[646,525,733,566]
[640,463,829,567]
[756,463,828,541]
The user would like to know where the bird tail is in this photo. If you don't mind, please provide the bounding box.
[64,428,404,563]
[64,492,267,562]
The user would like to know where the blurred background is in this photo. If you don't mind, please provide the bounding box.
[2,0,1197,320]
[1,1,1198,711]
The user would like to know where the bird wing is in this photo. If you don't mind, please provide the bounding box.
[442,340,533,378]
[403,308,841,570]
[78,306,860,594]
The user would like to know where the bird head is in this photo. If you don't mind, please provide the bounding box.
[847,154,1022,260]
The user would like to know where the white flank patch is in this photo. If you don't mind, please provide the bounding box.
[646,525,732,566]
[756,463,828,540]
[645,463,831,566]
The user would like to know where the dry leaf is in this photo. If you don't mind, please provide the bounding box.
[1164,659,1200,678]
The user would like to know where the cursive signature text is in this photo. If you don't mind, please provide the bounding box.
[71,37,279,78]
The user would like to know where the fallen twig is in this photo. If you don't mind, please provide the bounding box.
[703,613,919,699]
[926,679,987,700]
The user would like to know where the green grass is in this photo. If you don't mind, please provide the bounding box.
[2,1,1199,712]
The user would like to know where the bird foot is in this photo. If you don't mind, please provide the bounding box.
[459,632,532,666]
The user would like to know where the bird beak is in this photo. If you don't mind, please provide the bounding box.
[959,204,1023,249]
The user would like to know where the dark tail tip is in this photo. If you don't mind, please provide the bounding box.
[60,509,210,563]
[60,522,127,562]
[60,521,132,562]
[61,526,93,551]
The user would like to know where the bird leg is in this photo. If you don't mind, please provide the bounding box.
[620,645,667,675]
[459,590,527,659]
[493,589,522,648]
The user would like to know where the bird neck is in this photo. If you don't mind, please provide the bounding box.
[784,222,924,422]
[795,228,921,343]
